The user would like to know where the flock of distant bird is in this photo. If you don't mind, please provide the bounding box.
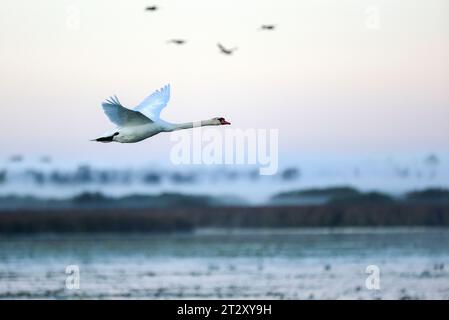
[145,5,276,55]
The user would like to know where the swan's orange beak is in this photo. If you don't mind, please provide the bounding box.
[220,118,231,125]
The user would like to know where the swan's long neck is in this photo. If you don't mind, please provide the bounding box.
[170,119,216,131]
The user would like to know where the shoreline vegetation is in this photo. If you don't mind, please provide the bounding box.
[0,187,449,233]
[0,205,448,234]
[1,186,449,209]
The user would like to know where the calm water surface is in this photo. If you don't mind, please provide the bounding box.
[0,228,448,299]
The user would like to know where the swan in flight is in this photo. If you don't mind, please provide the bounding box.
[92,84,231,143]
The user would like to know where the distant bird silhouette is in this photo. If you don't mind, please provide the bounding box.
[145,6,158,11]
[217,43,237,55]
[167,39,186,45]
[260,24,276,30]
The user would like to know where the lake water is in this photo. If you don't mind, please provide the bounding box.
[0,228,448,299]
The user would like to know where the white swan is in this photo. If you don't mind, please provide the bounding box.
[92,84,231,143]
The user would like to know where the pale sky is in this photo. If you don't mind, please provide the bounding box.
[1,0,448,165]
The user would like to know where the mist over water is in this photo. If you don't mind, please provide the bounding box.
[1,152,448,204]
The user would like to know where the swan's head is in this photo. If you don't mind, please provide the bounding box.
[212,117,231,125]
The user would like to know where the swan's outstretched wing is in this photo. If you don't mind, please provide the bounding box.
[102,96,153,127]
[134,84,170,120]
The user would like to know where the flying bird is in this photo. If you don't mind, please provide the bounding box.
[217,43,237,55]
[145,6,158,11]
[260,24,276,30]
[167,39,186,45]
[92,85,231,143]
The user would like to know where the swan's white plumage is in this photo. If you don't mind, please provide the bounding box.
[134,84,170,120]
[102,95,152,126]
